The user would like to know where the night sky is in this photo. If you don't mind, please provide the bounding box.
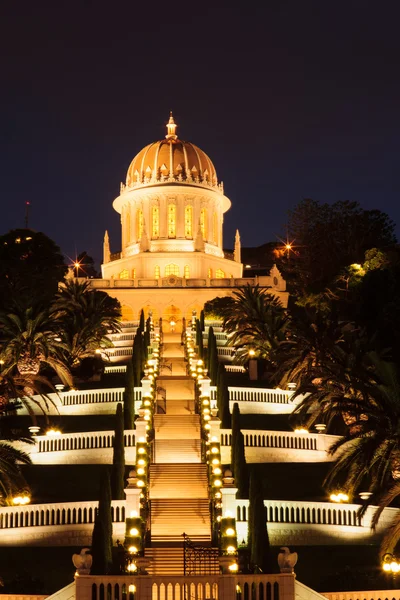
[2,1,400,267]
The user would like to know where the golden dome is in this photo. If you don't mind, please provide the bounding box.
[125,114,220,191]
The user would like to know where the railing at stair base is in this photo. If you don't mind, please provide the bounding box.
[76,572,293,600]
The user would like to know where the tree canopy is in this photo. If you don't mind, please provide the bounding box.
[0,229,67,309]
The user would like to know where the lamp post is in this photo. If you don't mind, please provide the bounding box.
[248,349,257,381]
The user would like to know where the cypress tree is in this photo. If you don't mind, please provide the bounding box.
[248,470,271,573]
[208,327,219,384]
[197,321,204,359]
[231,402,240,463]
[217,366,230,428]
[133,330,143,386]
[200,309,205,332]
[91,470,113,574]
[139,309,145,333]
[124,362,135,429]
[234,430,249,498]
[232,403,248,497]
[112,403,125,500]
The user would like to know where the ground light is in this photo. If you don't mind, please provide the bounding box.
[382,553,400,573]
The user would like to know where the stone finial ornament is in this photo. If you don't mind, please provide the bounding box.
[234,229,241,263]
[72,548,93,575]
[277,547,298,573]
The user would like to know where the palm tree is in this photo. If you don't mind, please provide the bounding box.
[222,285,289,364]
[296,351,400,555]
[0,442,31,505]
[0,306,71,386]
[273,309,340,389]
[52,280,121,367]
[0,370,58,419]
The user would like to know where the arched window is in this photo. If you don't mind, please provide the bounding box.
[185,205,193,238]
[200,208,207,240]
[208,267,212,278]
[152,206,160,238]
[126,211,131,244]
[132,269,136,279]
[216,269,225,278]
[136,209,143,240]
[213,211,218,243]
[168,204,176,238]
[119,269,129,279]
[184,265,190,279]
[165,264,180,277]
[154,266,160,280]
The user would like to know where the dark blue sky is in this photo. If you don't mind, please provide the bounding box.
[2,1,400,267]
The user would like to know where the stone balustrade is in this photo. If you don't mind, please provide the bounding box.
[35,430,135,453]
[75,572,291,600]
[322,592,400,600]
[209,386,304,415]
[0,596,48,600]
[220,429,340,463]
[236,499,361,527]
[235,499,399,546]
[62,388,126,406]
[0,500,125,530]
[16,429,137,465]
[104,365,127,374]
[0,500,126,546]
[225,365,246,373]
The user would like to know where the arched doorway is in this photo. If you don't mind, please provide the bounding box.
[162,305,183,333]
[120,304,135,322]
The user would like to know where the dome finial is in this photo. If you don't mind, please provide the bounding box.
[166,111,178,140]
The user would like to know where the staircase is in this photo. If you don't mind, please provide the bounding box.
[146,332,214,574]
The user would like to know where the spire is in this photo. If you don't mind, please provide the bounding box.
[165,111,178,140]
[103,230,110,264]
[234,229,241,263]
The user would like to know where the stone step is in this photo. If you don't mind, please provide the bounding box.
[149,464,209,499]
[150,499,211,542]
[145,545,220,575]
[145,547,184,575]
[154,415,200,439]
[163,399,195,415]
[154,439,202,463]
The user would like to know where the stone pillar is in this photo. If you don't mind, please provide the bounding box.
[141,376,152,398]
[221,470,238,518]
[124,470,141,517]
[218,574,236,600]
[199,375,211,398]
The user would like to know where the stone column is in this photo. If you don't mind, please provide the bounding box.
[124,470,141,517]
[221,470,238,518]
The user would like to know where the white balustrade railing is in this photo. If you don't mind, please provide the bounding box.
[62,388,125,406]
[225,365,246,373]
[35,429,135,453]
[228,386,295,404]
[220,429,339,453]
[108,333,136,341]
[105,348,133,357]
[119,321,139,328]
[322,591,400,600]
[0,499,126,529]
[104,365,127,374]
[209,385,305,414]
[236,499,361,527]
[75,573,286,600]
